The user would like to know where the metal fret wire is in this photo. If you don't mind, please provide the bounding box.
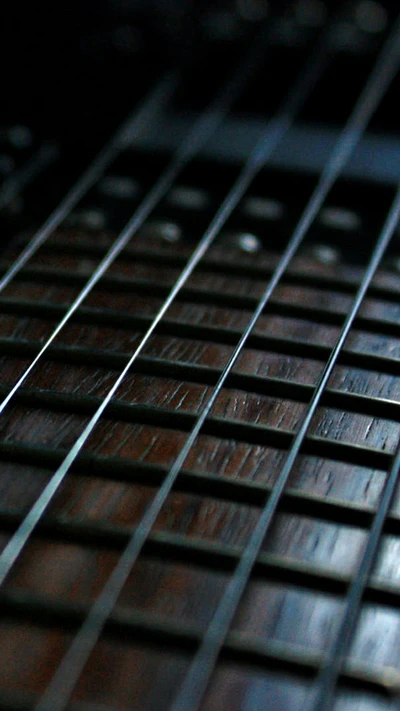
[0,74,178,293]
[0,21,278,422]
[31,17,400,711]
[24,26,338,711]
[312,195,400,711]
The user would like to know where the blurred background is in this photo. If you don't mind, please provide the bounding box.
[0,1,399,243]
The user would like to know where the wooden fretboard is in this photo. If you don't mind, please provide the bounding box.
[1,2,400,710]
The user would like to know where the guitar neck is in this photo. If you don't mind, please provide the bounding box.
[1,2,400,711]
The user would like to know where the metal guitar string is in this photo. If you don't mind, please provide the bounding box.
[312,186,400,711]
[0,8,331,596]
[0,20,279,421]
[29,16,400,711]
[3,17,338,711]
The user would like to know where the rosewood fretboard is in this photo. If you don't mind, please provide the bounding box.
[1,2,400,710]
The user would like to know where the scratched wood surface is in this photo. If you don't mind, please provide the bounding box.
[0,229,400,710]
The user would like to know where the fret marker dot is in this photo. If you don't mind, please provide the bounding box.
[167,185,209,210]
[237,0,269,22]
[67,208,106,230]
[112,25,143,54]
[98,175,139,199]
[294,0,326,27]
[355,1,387,34]
[243,195,284,220]
[0,154,15,174]
[237,233,261,253]
[145,220,182,243]
[319,206,361,231]
[202,10,240,40]
[390,257,400,274]
[8,125,32,149]
[5,195,24,216]
[311,244,340,265]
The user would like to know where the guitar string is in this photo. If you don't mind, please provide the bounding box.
[30,14,400,711]
[0,73,178,292]
[0,19,276,421]
[311,195,400,711]
[4,15,338,711]
[0,9,332,588]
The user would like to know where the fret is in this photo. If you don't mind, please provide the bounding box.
[2,348,400,423]
[0,611,393,711]
[4,254,400,325]
[2,311,400,388]
[0,520,399,702]
[4,282,400,344]
[0,581,394,689]
[5,257,400,318]
[7,216,400,300]
[2,331,400,389]
[0,451,389,530]
[0,389,395,468]
[3,526,400,621]
[0,314,399,465]
[3,316,400,407]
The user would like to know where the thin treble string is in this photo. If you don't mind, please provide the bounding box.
[0,73,178,291]
[310,203,400,711]
[0,20,275,421]
[29,26,339,711]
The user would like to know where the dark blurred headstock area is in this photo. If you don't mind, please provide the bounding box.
[2,1,397,143]
[1,1,399,239]
[0,1,265,145]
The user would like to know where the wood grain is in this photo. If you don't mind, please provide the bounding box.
[0,229,399,710]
